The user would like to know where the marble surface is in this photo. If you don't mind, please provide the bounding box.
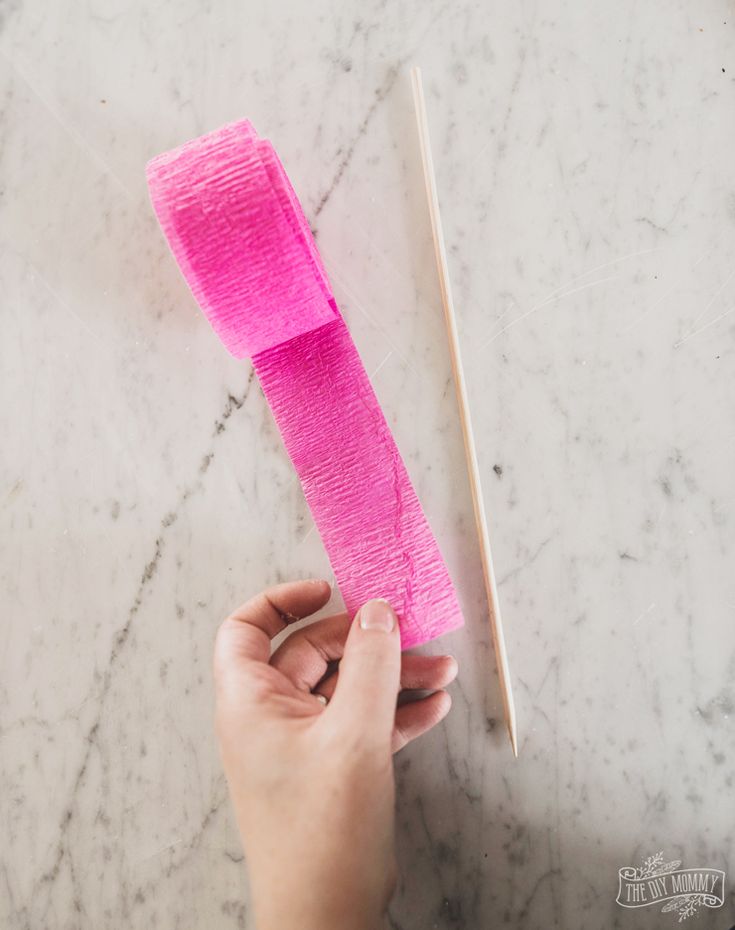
[1,1,734,927]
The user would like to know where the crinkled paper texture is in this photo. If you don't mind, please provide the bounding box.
[146,120,464,648]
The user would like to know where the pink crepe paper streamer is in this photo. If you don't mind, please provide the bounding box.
[147,120,464,648]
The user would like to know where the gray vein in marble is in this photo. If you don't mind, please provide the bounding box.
[33,376,255,901]
[497,534,555,588]
[313,62,404,220]
[311,0,452,223]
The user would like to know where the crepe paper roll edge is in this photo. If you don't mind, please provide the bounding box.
[146,120,464,648]
[147,121,337,359]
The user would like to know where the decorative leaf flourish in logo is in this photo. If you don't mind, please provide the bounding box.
[661,893,706,922]
[636,853,700,921]
[636,851,683,880]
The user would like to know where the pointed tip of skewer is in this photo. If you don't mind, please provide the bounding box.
[509,722,519,758]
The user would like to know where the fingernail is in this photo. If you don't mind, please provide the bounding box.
[437,691,452,718]
[443,656,459,680]
[308,578,331,590]
[359,598,396,633]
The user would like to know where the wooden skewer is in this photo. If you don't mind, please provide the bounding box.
[410,66,518,757]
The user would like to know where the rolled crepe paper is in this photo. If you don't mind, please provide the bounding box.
[147,119,464,648]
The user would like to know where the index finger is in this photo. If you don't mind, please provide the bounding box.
[214,578,332,675]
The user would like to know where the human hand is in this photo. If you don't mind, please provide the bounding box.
[214,579,458,930]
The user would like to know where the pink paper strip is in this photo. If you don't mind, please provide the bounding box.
[147,120,464,648]
[253,319,462,646]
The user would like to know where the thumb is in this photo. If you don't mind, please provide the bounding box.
[327,598,401,743]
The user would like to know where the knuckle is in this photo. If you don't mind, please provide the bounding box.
[350,641,397,675]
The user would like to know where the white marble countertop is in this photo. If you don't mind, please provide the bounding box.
[2,1,734,928]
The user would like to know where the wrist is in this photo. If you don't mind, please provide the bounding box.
[251,872,386,930]
[255,900,385,930]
